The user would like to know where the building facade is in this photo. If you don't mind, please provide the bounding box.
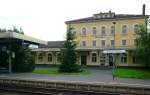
[33,41,65,65]
[33,11,148,67]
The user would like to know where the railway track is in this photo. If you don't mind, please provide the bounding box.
[0,78,149,95]
[0,84,120,95]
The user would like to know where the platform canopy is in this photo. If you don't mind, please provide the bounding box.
[103,49,126,54]
[0,32,47,45]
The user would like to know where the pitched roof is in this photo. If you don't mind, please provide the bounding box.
[39,41,65,48]
[65,14,148,24]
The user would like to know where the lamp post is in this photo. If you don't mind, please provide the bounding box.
[112,21,116,80]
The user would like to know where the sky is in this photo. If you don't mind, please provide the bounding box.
[0,0,149,41]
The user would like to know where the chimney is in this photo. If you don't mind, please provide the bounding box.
[142,4,146,15]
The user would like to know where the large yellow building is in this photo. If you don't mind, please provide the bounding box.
[33,10,148,67]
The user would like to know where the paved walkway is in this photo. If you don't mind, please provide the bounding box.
[0,67,150,86]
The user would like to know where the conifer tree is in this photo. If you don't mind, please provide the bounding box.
[59,26,80,72]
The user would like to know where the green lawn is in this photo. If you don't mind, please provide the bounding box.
[32,68,93,75]
[115,68,150,79]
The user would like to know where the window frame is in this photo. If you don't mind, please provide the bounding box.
[47,52,52,64]
[82,40,86,47]
[101,40,106,48]
[133,24,140,33]
[81,27,87,36]
[101,26,106,36]
[92,53,97,63]
[121,24,127,34]
[110,25,115,36]
[121,53,127,64]
[92,40,96,47]
[122,39,127,46]
[38,52,43,64]
[57,53,61,63]
[110,40,115,47]
[92,27,97,36]
[71,27,77,36]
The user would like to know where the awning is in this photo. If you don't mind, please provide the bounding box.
[0,32,47,45]
[103,50,126,54]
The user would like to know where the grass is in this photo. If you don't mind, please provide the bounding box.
[115,68,150,79]
[32,68,93,75]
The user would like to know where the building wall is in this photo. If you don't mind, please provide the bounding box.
[68,18,145,49]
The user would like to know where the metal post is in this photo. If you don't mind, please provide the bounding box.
[113,54,115,80]
[8,34,12,73]
[8,52,12,73]
[112,21,116,80]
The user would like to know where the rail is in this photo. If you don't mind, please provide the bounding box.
[0,78,150,95]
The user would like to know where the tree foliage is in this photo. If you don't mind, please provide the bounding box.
[11,42,35,72]
[59,26,81,72]
[135,17,150,67]
[0,26,24,34]
[0,27,35,72]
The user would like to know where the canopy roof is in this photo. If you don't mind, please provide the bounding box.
[0,32,47,45]
[103,50,126,54]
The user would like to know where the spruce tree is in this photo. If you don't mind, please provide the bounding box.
[59,27,81,72]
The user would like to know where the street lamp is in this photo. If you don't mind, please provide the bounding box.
[112,21,116,80]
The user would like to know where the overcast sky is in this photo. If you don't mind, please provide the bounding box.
[0,0,149,41]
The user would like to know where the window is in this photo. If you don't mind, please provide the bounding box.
[122,25,127,34]
[101,40,105,48]
[92,53,97,63]
[71,28,76,36]
[82,41,86,47]
[47,53,52,63]
[110,40,115,47]
[57,53,61,63]
[121,53,127,64]
[82,27,86,35]
[101,26,106,36]
[110,25,115,35]
[134,24,140,33]
[122,40,127,46]
[38,53,43,63]
[92,27,96,36]
[93,40,96,47]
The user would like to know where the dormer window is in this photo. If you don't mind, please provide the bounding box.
[93,11,115,19]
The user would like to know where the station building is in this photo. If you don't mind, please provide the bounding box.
[33,5,149,67]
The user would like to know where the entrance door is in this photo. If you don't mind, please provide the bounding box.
[81,55,86,65]
[109,54,113,66]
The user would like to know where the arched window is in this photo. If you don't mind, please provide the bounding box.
[134,24,139,33]
[57,53,61,63]
[82,27,87,35]
[111,25,115,35]
[71,27,76,36]
[101,26,106,36]
[92,53,97,63]
[92,27,96,36]
[38,53,43,64]
[122,25,127,34]
[47,53,52,63]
